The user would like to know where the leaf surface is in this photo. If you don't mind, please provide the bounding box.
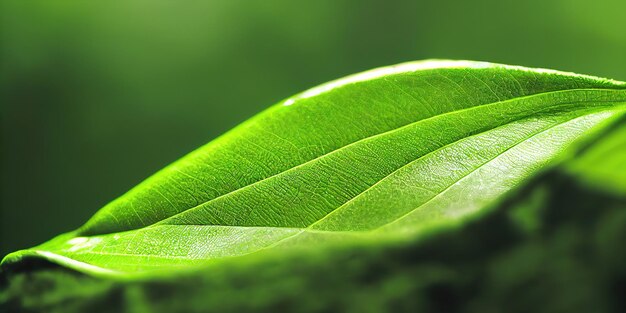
[3,60,626,276]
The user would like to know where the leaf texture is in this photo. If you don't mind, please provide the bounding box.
[3,60,626,276]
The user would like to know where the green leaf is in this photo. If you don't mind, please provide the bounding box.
[566,114,626,194]
[2,60,626,277]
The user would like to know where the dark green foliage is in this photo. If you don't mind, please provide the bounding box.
[3,166,625,312]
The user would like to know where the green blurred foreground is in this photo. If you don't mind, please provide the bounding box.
[2,115,626,313]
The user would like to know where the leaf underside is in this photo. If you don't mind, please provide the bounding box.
[3,60,626,277]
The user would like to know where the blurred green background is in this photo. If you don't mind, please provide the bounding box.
[1,0,625,257]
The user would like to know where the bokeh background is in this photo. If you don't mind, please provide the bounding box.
[1,0,625,257]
